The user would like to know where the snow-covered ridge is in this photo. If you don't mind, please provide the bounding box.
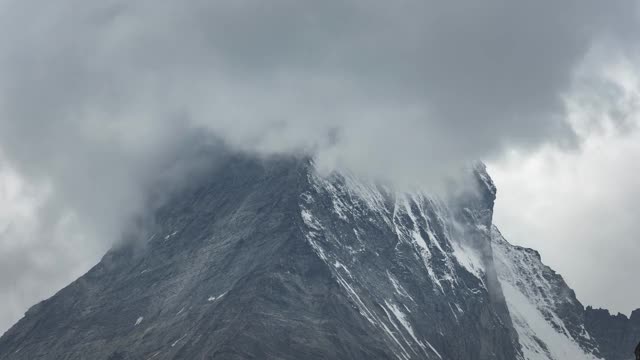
[492,226,601,360]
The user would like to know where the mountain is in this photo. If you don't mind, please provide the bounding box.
[0,154,637,359]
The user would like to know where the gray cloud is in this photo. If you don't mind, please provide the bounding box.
[0,0,638,332]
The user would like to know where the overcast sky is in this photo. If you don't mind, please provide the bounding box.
[0,0,639,334]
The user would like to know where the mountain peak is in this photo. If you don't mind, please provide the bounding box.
[0,154,636,360]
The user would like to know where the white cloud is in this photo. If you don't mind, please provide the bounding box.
[490,59,640,314]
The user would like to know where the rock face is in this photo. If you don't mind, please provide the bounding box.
[584,307,640,360]
[0,154,637,359]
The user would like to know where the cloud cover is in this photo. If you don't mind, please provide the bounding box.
[0,0,638,332]
[491,57,640,315]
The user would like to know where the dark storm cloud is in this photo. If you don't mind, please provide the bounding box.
[0,0,638,332]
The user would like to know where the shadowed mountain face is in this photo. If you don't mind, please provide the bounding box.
[0,154,637,359]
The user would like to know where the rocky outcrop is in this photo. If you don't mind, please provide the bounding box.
[584,307,640,360]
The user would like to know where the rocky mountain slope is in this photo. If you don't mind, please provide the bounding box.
[0,154,637,359]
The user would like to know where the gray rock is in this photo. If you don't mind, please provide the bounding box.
[584,307,640,360]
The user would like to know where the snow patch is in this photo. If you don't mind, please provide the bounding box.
[451,241,485,284]
[208,292,227,302]
[171,334,187,348]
